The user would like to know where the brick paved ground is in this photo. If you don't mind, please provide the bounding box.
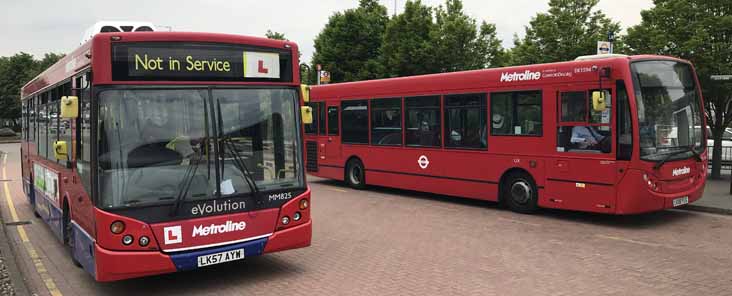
[1,143,732,296]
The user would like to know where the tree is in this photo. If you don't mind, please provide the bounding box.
[265,30,287,40]
[431,0,506,72]
[381,0,437,77]
[626,0,732,178]
[312,0,389,82]
[509,0,622,66]
[0,52,64,129]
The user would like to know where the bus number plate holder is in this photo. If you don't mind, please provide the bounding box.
[672,196,689,207]
[197,249,245,267]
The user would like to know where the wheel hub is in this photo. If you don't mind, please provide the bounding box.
[510,180,532,204]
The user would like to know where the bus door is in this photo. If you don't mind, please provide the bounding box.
[546,84,618,213]
[324,104,341,161]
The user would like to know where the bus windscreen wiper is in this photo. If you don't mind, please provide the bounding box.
[170,142,206,216]
[214,98,260,196]
[653,146,700,170]
[220,136,260,197]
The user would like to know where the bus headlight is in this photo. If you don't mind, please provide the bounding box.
[293,212,302,221]
[281,216,290,225]
[139,236,150,247]
[122,235,134,246]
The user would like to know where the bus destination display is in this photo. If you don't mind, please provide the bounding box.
[112,43,291,82]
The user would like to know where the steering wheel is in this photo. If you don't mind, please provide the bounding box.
[596,136,611,153]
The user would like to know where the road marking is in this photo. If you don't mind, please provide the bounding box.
[328,188,348,193]
[2,153,63,296]
[498,217,541,227]
[595,234,681,250]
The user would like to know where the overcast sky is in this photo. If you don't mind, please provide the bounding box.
[0,0,652,63]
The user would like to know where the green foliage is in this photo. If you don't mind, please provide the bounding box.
[312,0,389,82]
[265,30,287,40]
[0,52,64,128]
[312,0,505,81]
[431,0,506,72]
[626,0,732,178]
[509,0,622,65]
[381,0,436,77]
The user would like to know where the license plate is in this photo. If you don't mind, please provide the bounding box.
[197,249,245,267]
[673,196,689,207]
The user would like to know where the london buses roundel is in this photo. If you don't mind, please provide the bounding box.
[418,155,430,169]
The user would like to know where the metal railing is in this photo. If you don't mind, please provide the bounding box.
[709,146,732,174]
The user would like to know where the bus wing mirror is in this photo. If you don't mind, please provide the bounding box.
[301,106,313,124]
[592,91,606,112]
[60,96,79,118]
[53,141,69,160]
[301,84,310,103]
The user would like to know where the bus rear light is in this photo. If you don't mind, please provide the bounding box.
[122,235,134,246]
[281,216,290,225]
[110,221,125,234]
[293,212,302,221]
[299,199,309,210]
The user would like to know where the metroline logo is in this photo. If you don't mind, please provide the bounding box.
[192,220,247,237]
[672,166,691,177]
[500,70,541,82]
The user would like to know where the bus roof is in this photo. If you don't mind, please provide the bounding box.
[310,54,690,99]
[21,31,299,99]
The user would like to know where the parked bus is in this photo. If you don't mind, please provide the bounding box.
[20,30,313,281]
[304,54,706,215]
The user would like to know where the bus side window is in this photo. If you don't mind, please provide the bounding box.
[38,97,48,158]
[371,98,401,146]
[341,100,369,144]
[557,90,612,153]
[491,91,542,136]
[327,106,339,136]
[304,102,318,135]
[318,102,326,135]
[405,96,441,147]
[76,74,92,194]
[58,81,73,166]
[617,80,632,160]
[444,93,487,149]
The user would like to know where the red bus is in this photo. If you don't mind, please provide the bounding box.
[20,30,312,281]
[304,54,706,215]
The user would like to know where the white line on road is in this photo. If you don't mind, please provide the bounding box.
[2,153,63,296]
[595,234,682,250]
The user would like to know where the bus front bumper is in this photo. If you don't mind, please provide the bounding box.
[94,219,311,282]
[616,169,705,214]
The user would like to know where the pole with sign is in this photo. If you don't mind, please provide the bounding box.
[597,31,615,55]
[320,70,331,85]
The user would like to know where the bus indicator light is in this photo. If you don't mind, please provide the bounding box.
[110,221,125,234]
[299,199,309,210]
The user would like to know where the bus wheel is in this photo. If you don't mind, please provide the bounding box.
[63,203,82,267]
[502,172,539,214]
[345,159,366,189]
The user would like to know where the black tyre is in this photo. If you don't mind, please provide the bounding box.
[63,203,82,267]
[502,172,539,214]
[345,159,366,189]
